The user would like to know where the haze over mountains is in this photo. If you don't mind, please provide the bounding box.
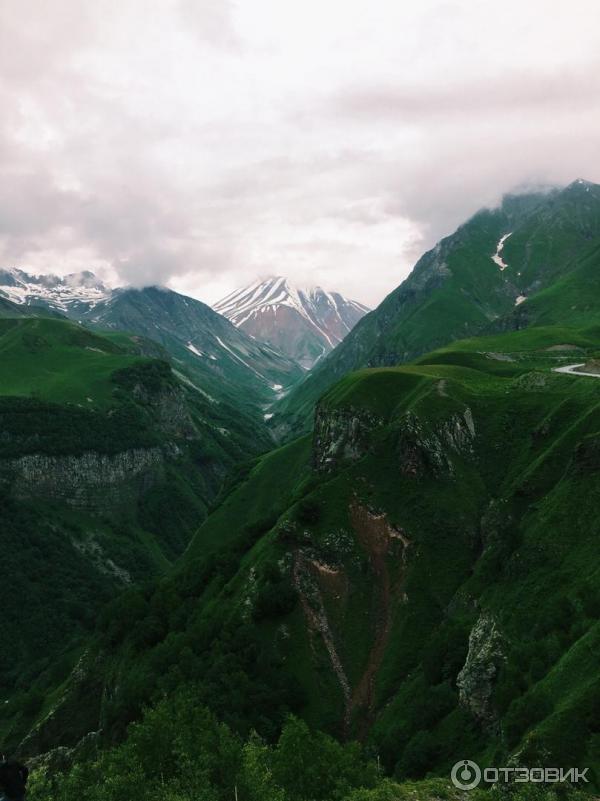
[3,178,600,445]
[2,0,600,794]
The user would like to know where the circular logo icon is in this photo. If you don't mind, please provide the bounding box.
[451,759,482,790]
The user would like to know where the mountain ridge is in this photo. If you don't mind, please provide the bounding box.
[0,315,278,735]
[23,321,600,783]
[0,268,111,313]
[272,180,600,436]
[4,179,600,798]
[214,276,369,368]
[0,271,305,432]
[81,285,304,411]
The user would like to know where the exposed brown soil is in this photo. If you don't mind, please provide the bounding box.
[348,502,410,737]
[293,552,352,721]
[293,502,411,739]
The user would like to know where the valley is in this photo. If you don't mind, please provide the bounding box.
[0,181,599,800]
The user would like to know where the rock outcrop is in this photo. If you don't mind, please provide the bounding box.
[396,408,476,477]
[130,381,197,439]
[313,406,383,471]
[0,447,164,511]
[18,650,105,758]
[457,611,505,730]
[313,402,476,477]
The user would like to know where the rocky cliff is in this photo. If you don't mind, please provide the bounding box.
[313,400,476,476]
[0,447,165,510]
[457,612,505,731]
[313,406,383,471]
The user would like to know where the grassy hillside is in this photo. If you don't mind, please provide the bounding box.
[5,185,600,798]
[0,317,276,751]
[503,242,600,331]
[27,323,600,790]
[0,318,144,407]
[274,181,600,436]
[80,285,304,423]
[0,296,59,319]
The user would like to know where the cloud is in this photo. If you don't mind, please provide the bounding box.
[333,68,600,121]
[0,0,599,307]
[177,0,241,49]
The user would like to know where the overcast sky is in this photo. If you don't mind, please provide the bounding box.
[1,0,600,307]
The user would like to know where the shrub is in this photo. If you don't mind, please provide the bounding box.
[395,730,440,779]
[295,499,321,526]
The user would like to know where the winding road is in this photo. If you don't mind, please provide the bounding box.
[553,363,600,378]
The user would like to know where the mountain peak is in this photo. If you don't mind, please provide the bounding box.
[214,277,369,369]
[0,267,111,311]
[564,178,599,194]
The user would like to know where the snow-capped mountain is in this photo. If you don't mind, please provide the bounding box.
[0,268,111,314]
[214,276,370,368]
[0,267,303,406]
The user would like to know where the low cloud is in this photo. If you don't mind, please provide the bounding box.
[334,67,600,121]
[0,0,599,306]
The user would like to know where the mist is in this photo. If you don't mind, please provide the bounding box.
[1,0,599,306]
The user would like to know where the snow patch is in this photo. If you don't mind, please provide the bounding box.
[214,335,266,380]
[186,342,204,357]
[213,276,369,352]
[0,267,111,311]
[491,233,512,271]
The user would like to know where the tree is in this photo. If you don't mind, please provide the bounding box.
[273,716,377,801]
[240,733,286,801]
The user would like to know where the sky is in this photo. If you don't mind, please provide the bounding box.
[1,1,600,308]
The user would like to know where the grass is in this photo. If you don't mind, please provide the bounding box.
[6,182,600,796]
[4,286,600,794]
[184,435,313,561]
[0,316,279,750]
[34,321,597,788]
[0,317,146,407]
[275,183,600,435]
[179,323,600,774]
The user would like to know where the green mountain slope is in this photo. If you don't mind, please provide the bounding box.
[0,317,274,749]
[504,241,600,331]
[0,273,306,436]
[274,181,600,436]
[5,183,600,800]
[80,285,304,417]
[0,317,142,406]
[27,324,600,785]
[0,295,56,319]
